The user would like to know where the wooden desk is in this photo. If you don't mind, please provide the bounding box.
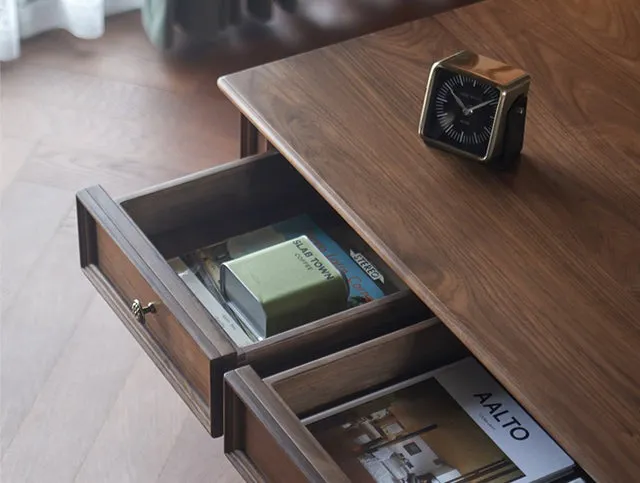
[219,1,640,481]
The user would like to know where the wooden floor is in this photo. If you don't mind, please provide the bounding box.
[0,2,469,481]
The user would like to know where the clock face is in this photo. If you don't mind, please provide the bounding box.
[422,68,501,158]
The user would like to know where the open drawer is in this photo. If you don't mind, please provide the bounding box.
[225,318,590,483]
[76,151,431,436]
[223,318,471,482]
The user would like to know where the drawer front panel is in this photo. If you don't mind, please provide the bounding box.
[244,411,308,483]
[225,367,349,483]
[82,264,211,428]
[96,226,211,404]
[77,186,237,436]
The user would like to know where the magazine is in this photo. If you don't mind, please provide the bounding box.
[304,358,574,483]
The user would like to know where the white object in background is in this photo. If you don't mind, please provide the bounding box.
[0,0,142,61]
[0,0,20,60]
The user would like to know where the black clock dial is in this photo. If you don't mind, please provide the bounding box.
[422,68,501,158]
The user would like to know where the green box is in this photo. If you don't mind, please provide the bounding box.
[220,235,349,338]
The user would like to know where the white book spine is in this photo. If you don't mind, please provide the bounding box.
[169,258,256,347]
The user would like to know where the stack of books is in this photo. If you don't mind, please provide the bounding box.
[170,213,393,346]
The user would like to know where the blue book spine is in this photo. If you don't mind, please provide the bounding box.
[272,215,385,302]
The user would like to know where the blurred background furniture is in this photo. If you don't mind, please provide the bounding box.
[144,0,299,49]
[1,0,474,61]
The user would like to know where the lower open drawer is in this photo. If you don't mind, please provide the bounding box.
[223,319,470,482]
[224,319,590,483]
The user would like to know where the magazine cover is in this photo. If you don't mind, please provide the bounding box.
[305,358,574,483]
[181,214,390,309]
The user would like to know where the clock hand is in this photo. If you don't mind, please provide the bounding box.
[448,87,469,112]
[468,98,498,113]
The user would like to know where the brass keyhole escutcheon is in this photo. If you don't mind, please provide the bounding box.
[131,299,157,324]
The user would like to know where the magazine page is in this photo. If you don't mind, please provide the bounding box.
[305,358,573,483]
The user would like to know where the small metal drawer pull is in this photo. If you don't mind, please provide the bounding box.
[131,299,156,324]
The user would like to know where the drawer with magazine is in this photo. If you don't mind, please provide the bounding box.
[224,318,586,483]
[76,151,431,437]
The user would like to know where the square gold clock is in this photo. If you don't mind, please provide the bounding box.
[418,50,531,170]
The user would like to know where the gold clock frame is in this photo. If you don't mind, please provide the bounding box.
[418,50,531,163]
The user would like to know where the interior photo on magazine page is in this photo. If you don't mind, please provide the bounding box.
[304,358,574,483]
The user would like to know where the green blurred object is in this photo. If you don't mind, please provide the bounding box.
[220,236,349,338]
[142,0,175,49]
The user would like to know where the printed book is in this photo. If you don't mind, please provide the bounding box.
[169,258,257,346]
[304,357,575,483]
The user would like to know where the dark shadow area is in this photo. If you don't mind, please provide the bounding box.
[166,0,477,76]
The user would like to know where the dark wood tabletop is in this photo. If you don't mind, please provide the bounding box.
[218,0,640,480]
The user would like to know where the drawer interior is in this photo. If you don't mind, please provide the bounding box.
[224,319,471,482]
[120,152,403,287]
[118,151,422,351]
